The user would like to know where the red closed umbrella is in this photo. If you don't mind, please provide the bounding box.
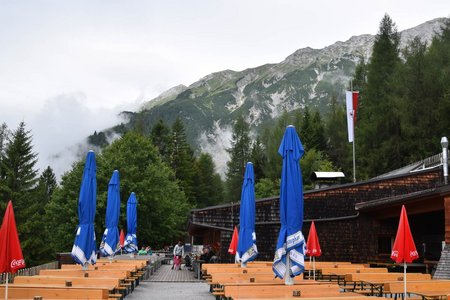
[306,221,321,257]
[391,205,419,299]
[228,226,239,257]
[0,201,26,299]
[305,221,321,280]
[119,229,125,247]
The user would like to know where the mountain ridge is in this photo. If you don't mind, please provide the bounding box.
[96,17,448,175]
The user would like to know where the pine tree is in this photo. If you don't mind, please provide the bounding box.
[428,19,450,145]
[24,167,57,265]
[261,112,290,180]
[168,118,196,205]
[357,14,403,178]
[1,122,42,265]
[225,115,251,202]
[0,123,10,211]
[151,119,171,161]
[1,122,39,220]
[250,137,266,183]
[194,153,224,208]
[397,37,432,160]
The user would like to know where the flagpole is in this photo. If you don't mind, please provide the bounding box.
[351,80,356,183]
[352,132,356,183]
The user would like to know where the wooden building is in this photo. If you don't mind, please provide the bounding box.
[188,157,450,278]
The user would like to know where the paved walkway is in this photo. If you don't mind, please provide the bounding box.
[126,264,214,299]
[148,264,201,282]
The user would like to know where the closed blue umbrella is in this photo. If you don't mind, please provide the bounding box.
[99,170,120,256]
[237,162,258,265]
[272,125,305,282]
[71,150,97,268]
[123,192,138,253]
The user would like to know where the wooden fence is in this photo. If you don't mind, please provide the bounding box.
[0,261,58,283]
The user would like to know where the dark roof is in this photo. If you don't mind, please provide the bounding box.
[190,167,443,213]
[355,184,450,211]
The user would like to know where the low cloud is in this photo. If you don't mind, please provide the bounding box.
[23,92,128,179]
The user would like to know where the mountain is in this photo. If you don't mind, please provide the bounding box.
[92,18,447,174]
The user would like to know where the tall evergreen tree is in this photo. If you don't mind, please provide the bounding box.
[1,122,39,220]
[1,122,42,265]
[397,37,432,160]
[261,112,290,180]
[428,19,450,144]
[357,14,403,178]
[0,123,10,211]
[24,166,57,265]
[168,118,196,205]
[250,137,266,183]
[310,110,327,152]
[194,153,224,208]
[151,119,171,161]
[225,115,251,202]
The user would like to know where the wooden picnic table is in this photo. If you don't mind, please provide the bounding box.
[13,275,126,296]
[409,290,450,300]
[223,283,346,299]
[0,284,110,299]
[321,267,388,283]
[343,272,432,296]
[233,297,387,300]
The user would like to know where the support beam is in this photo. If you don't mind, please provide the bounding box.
[445,197,450,243]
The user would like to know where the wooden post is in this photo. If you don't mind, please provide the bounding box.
[445,197,450,243]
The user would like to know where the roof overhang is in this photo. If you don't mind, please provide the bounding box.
[187,221,234,235]
[355,184,450,217]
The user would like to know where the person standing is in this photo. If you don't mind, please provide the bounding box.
[173,241,184,270]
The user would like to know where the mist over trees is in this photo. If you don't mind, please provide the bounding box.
[0,15,449,267]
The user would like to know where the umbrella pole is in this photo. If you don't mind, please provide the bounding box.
[404,262,407,300]
[308,256,311,279]
[313,256,316,281]
[5,272,8,300]
[285,252,294,285]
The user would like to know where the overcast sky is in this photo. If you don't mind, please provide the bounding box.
[0,0,448,178]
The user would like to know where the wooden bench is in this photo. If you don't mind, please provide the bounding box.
[39,269,135,293]
[320,267,388,283]
[223,283,346,299]
[0,285,109,299]
[233,297,387,300]
[13,275,127,296]
[384,280,450,298]
[344,273,432,296]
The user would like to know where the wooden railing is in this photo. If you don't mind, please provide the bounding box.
[0,261,58,283]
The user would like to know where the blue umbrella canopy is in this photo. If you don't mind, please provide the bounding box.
[99,170,120,256]
[123,192,138,253]
[71,150,97,266]
[273,125,305,279]
[237,162,258,263]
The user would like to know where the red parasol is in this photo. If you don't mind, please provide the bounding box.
[119,229,125,247]
[391,205,419,263]
[0,200,26,274]
[306,221,321,257]
[0,200,26,300]
[305,221,321,280]
[390,205,419,299]
[228,226,239,255]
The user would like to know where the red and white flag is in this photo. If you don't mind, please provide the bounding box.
[346,91,359,142]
